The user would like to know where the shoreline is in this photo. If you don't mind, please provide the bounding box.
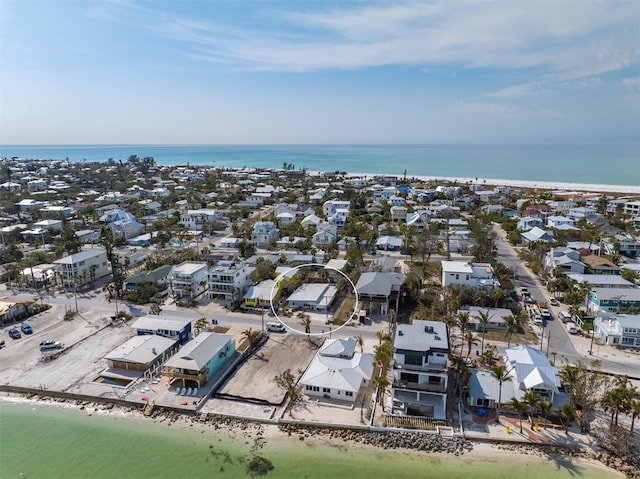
[342,171,640,194]
[0,392,631,478]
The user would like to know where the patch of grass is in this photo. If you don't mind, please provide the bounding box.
[332,295,355,325]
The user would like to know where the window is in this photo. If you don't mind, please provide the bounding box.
[345,391,353,397]
[404,354,422,366]
[400,372,419,383]
[312,386,320,392]
[455,274,459,280]
[428,375,442,385]
[323,387,331,393]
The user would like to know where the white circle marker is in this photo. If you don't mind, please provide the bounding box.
[268,263,359,337]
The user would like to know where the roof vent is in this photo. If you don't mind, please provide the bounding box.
[398,330,404,336]
[425,326,434,333]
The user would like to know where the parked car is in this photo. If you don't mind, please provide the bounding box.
[8,328,21,339]
[21,323,33,334]
[548,297,559,307]
[266,321,287,333]
[533,315,544,326]
[39,340,62,351]
[540,309,552,320]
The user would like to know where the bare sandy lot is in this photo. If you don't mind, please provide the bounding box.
[217,334,317,404]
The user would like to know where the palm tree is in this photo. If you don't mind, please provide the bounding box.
[450,356,471,398]
[538,400,552,429]
[490,365,512,423]
[503,314,518,348]
[628,398,640,434]
[194,317,208,334]
[242,327,260,350]
[149,302,162,316]
[559,403,576,434]
[457,311,470,354]
[522,391,540,423]
[474,309,492,355]
[374,342,392,374]
[509,397,529,434]
[355,335,365,353]
[375,330,391,345]
[374,375,390,406]
[301,315,311,342]
[464,331,479,358]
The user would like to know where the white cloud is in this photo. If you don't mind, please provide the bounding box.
[97,1,639,78]
[620,77,640,94]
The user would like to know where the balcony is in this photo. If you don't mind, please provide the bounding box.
[392,380,447,394]
[394,361,447,374]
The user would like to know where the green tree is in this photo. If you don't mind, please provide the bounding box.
[274,369,304,417]
[149,303,162,315]
[503,314,518,347]
[490,365,512,423]
[474,309,492,355]
[509,397,529,434]
[242,327,261,350]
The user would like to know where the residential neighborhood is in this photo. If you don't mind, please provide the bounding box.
[0,156,639,471]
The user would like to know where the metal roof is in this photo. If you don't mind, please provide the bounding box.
[164,332,233,372]
[105,335,176,365]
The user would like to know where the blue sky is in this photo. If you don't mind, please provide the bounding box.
[1,0,639,144]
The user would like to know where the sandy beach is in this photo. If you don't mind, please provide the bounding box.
[342,172,640,194]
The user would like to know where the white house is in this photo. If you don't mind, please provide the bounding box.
[286,283,337,311]
[544,247,585,274]
[179,208,221,230]
[390,205,408,222]
[594,315,640,348]
[391,320,449,420]
[546,215,575,229]
[300,337,374,402]
[54,248,110,288]
[517,216,544,231]
[207,261,250,302]
[520,226,554,244]
[468,343,564,411]
[441,261,499,289]
[169,262,208,299]
[251,221,279,248]
[323,200,350,217]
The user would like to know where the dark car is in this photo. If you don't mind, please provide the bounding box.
[8,328,21,339]
[21,323,33,334]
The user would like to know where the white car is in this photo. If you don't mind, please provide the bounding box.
[548,297,559,307]
[266,322,286,333]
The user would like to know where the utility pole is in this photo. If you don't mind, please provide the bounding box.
[545,330,551,357]
[261,307,264,332]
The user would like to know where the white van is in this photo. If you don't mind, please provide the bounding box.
[559,311,571,322]
[266,322,286,333]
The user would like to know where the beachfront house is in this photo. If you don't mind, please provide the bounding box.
[104,335,178,373]
[300,337,374,402]
[594,314,640,348]
[468,344,564,412]
[390,320,449,420]
[162,332,236,389]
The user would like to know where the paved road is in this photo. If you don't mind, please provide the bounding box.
[493,223,639,377]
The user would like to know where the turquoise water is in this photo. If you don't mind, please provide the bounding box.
[0,402,622,479]
[0,143,638,185]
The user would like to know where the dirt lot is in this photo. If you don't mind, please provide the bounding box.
[217,334,317,404]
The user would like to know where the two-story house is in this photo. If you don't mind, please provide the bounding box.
[441,261,499,289]
[391,320,449,420]
[587,287,640,316]
[179,207,221,231]
[594,314,640,348]
[251,221,279,248]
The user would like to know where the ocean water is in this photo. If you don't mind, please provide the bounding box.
[0,402,622,479]
[0,143,638,186]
